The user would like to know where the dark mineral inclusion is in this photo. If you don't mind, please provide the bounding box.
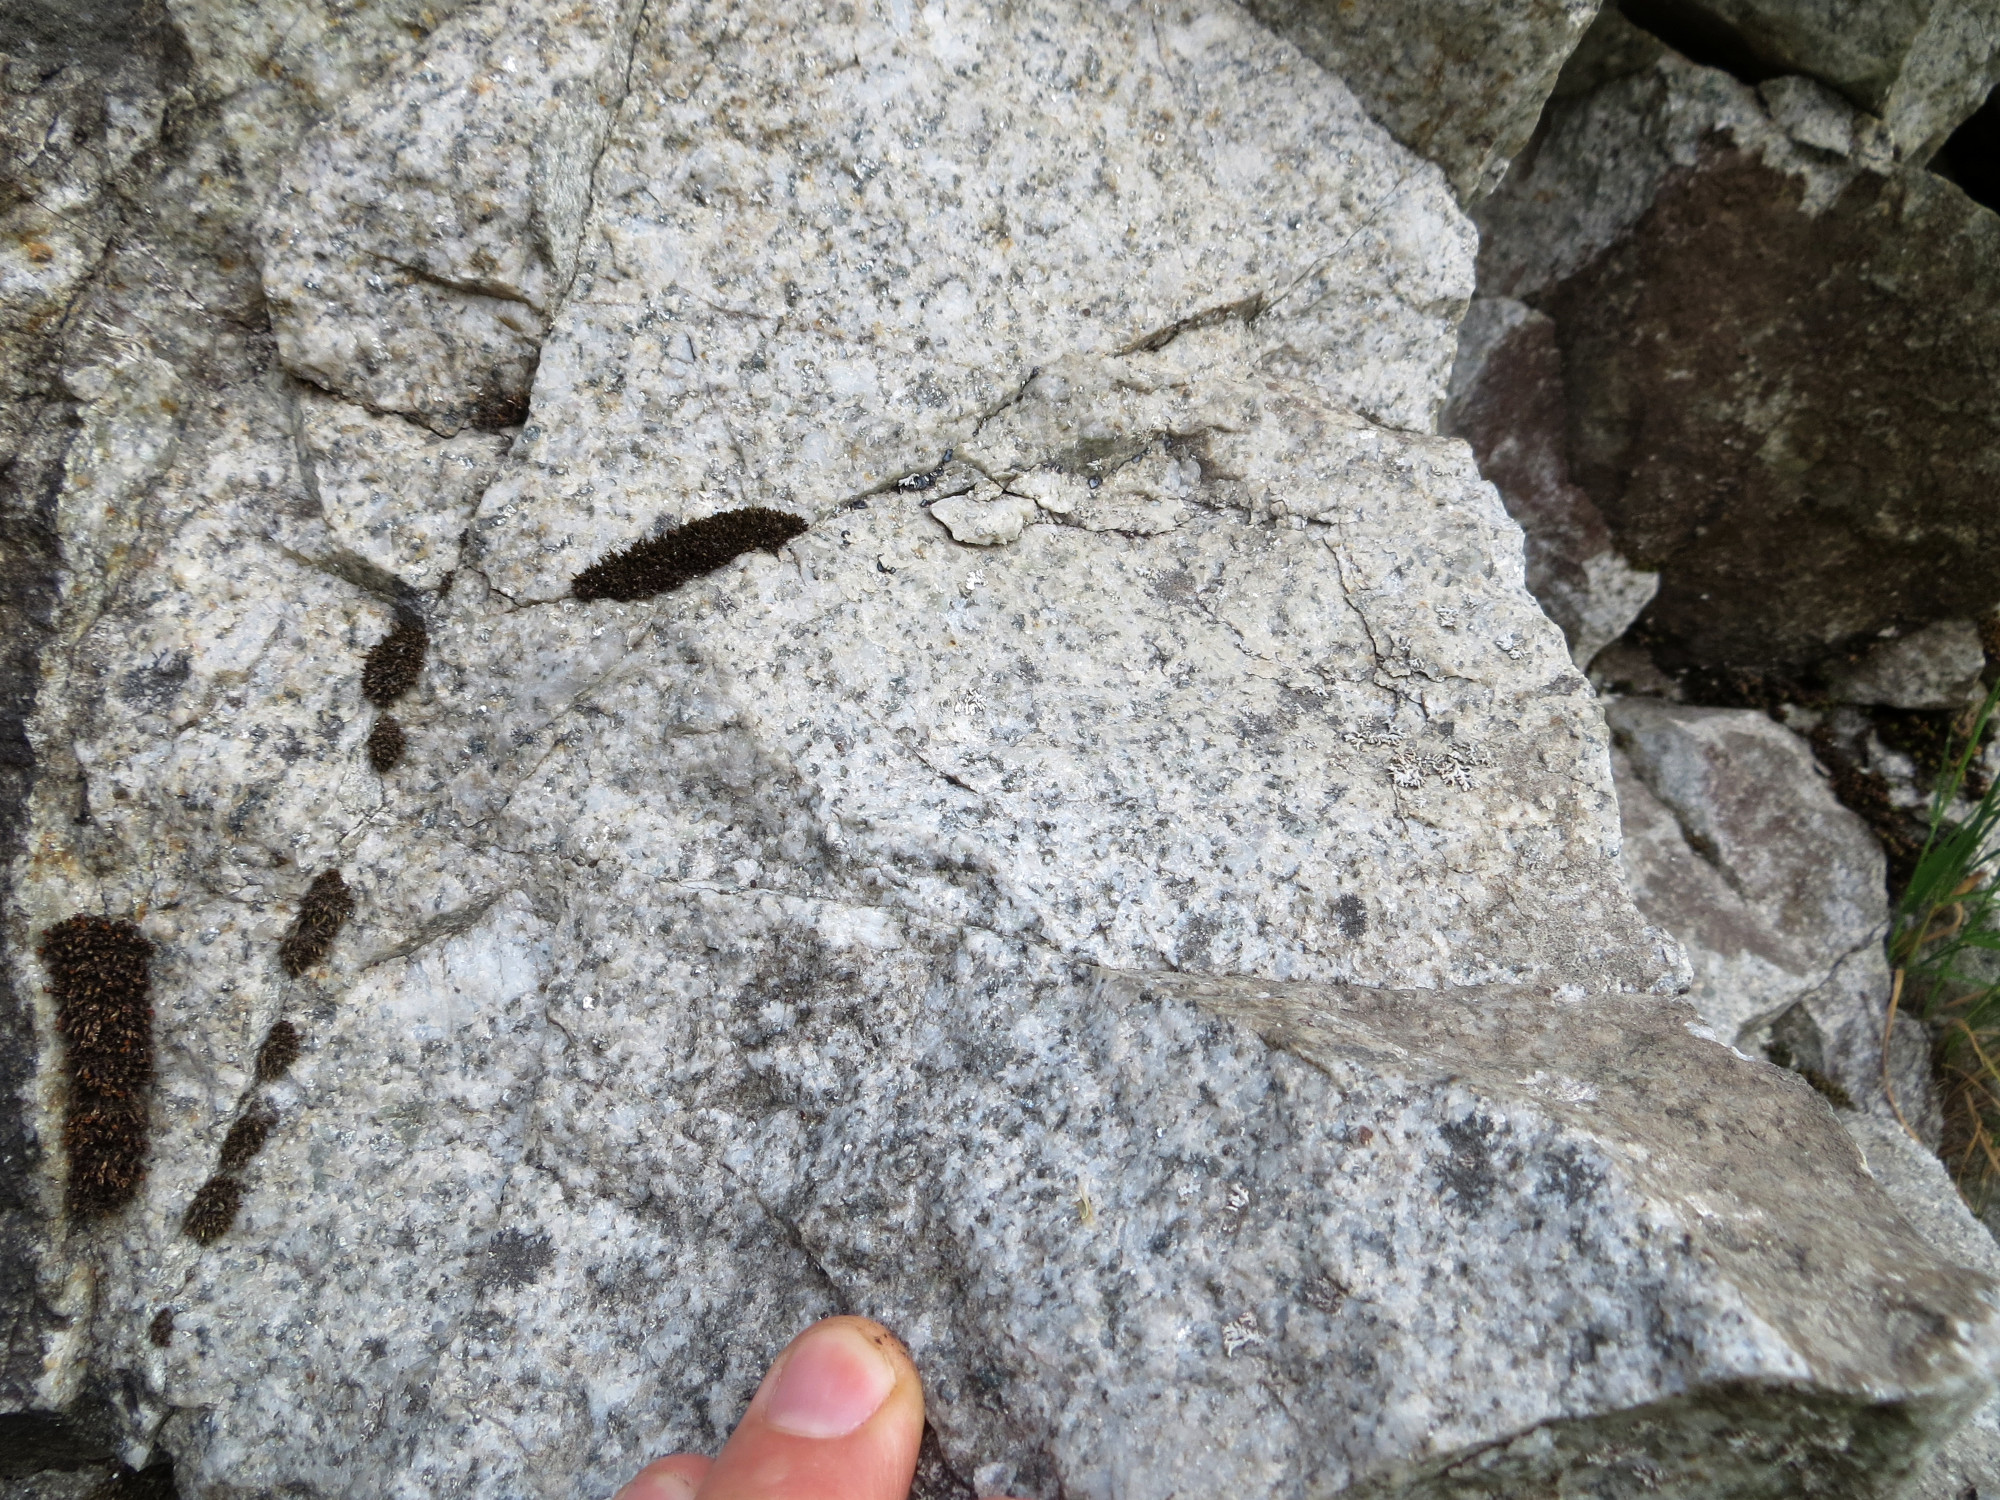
[361,613,427,706]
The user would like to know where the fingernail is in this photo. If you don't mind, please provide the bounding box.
[762,1321,899,1439]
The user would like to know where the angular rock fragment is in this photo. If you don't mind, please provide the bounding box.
[927,488,1035,547]
[1824,618,1988,709]
[1236,0,1608,199]
[1605,700,1898,1104]
[1443,298,1658,669]
[1477,47,2000,677]
[1845,1111,2000,1492]
[1624,0,2000,160]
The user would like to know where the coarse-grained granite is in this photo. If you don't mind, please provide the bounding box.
[260,0,649,433]
[1844,1110,2000,1499]
[1606,701,1888,1055]
[1235,0,1604,201]
[9,0,2000,1496]
[295,392,510,593]
[471,0,1475,603]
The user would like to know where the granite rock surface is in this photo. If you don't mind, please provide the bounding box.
[5,1,2000,1497]
[1231,0,1605,201]
[260,0,649,434]
[1626,0,2000,160]
[1844,1110,2000,1498]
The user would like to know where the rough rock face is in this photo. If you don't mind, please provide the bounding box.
[1477,48,2000,679]
[1824,618,1988,711]
[1845,1111,2000,1497]
[1604,701,1910,1107]
[463,0,1475,597]
[260,0,648,434]
[1628,0,2000,160]
[1441,298,1657,671]
[1230,0,1605,201]
[7,1,2000,1497]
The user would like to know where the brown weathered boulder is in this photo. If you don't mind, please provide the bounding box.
[1477,48,2000,678]
[1443,298,1657,669]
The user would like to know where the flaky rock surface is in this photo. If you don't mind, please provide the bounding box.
[4,1,1999,1497]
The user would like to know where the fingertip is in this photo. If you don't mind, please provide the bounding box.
[700,1316,926,1500]
[615,1453,710,1500]
[759,1316,910,1438]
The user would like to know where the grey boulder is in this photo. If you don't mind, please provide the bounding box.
[1824,619,1989,711]
[1234,0,1607,201]
[4,0,2000,1496]
[1602,699,1931,1127]
[1623,0,2000,161]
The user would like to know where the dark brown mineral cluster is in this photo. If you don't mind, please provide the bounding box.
[182,1175,243,1244]
[366,714,406,772]
[361,611,428,705]
[254,1019,301,1081]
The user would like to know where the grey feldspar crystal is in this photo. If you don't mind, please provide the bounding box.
[8,0,2000,1496]
[1232,0,1607,201]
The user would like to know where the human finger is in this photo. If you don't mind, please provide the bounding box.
[692,1316,924,1500]
[615,1453,712,1500]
